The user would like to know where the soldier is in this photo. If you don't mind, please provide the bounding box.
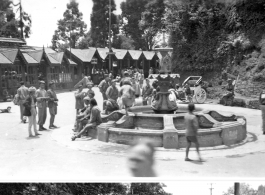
[17,81,29,123]
[72,98,102,141]
[98,76,110,101]
[47,81,59,129]
[119,79,135,116]
[104,79,119,114]
[36,81,49,131]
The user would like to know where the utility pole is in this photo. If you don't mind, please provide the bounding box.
[209,183,214,195]
[108,0,112,73]
[19,0,23,39]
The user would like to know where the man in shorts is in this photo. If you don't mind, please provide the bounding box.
[184,103,202,161]
[119,80,135,116]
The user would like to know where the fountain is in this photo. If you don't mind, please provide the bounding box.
[96,31,247,149]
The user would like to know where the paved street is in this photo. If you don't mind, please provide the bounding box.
[1,87,265,181]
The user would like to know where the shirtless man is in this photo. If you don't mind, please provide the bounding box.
[119,80,135,116]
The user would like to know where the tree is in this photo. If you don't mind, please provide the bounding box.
[112,34,135,50]
[0,183,128,195]
[223,183,258,195]
[90,0,119,48]
[139,0,166,50]
[0,0,31,39]
[120,0,149,50]
[130,183,172,195]
[77,31,93,49]
[51,0,87,51]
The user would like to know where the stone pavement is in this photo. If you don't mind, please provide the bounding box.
[1,86,265,179]
[52,103,265,161]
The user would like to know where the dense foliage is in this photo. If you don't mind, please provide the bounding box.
[0,0,31,39]
[222,183,257,195]
[90,0,119,48]
[164,0,265,73]
[51,0,87,51]
[0,183,171,195]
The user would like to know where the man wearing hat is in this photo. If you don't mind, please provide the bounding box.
[47,81,59,129]
[98,76,110,101]
[104,79,119,114]
[36,81,49,130]
[17,81,29,123]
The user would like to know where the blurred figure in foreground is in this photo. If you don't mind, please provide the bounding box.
[185,103,203,162]
[128,140,156,177]
[259,89,265,135]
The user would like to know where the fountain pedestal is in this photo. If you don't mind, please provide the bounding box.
[152,47,177,113]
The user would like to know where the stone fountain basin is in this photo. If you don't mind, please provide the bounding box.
[98,105,247,149]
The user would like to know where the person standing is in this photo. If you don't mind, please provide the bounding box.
[47,81,58,129]
[17,81,29,123]
[119,80,135,116]
[24,87,41,137]
[142,78,153,105]
[36,81,49,131]
[259,90,265,135]
[75,85,85,115]
[131,77,140,98]
[184,103,202,162]
[98,76,110,101]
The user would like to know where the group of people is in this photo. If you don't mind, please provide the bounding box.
[72,80,102,141]
[16,81,58,137]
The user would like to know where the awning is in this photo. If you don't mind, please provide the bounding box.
[67,48,96,62]
[21,53,38,65]
[143,51,155,60]
[21,50,43,65]
[0,53,12,64]
[46,52,64,65]
[1,49,18,64]
[128,50,143,60]
[112,49,128,60]
[96,48,109,60]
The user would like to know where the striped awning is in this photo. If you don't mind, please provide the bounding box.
[128,50,143,60]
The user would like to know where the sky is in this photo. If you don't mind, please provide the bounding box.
[163,182,263,195]
[12,0,125,47]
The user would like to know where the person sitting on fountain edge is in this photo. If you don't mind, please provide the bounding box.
[74,96,91,133]
[119,79,135,116]
[103,79,119,115]
[72,98,102,141]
